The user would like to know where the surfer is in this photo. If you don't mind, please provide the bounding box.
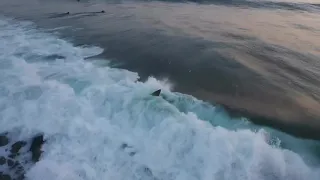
[151,89,161,96]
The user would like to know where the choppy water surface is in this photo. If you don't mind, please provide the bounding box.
[0,0,320,179]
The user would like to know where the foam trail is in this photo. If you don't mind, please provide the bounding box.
[0,17,319,180]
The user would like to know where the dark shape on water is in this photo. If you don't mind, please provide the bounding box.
[151,89,161,96]
[0,156,6,165]
[17,171,25,179]
[11,161,22,169]
[120,143,137,156]
[7,159,14,167]
[101,10,105,13]
[0,174,11,180]
[143,166,153,177]
[8,153,18,159]
[16,174,24,180]
[120,143,129,149]
[10,141,26,154]
[29,134,45,162]
[0,135,43,180]
[48,12,70,18]
[10,161,25,179]
[0,135,9,147]
[120,143,134,150]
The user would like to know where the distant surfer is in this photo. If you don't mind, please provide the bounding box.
[49,12,70,18]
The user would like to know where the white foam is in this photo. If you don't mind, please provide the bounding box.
[0,17,319,180]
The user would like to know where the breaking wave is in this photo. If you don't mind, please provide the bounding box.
[0,17,319,180]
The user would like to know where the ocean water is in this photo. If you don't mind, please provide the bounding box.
[1,0,320,179]
[0,15,319,180]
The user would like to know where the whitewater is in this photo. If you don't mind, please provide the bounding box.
[0,16,319,180]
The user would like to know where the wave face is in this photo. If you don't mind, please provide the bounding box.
[0,17,319,180]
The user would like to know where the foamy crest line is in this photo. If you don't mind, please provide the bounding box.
[0,17,319,180]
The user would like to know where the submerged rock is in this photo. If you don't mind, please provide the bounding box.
[11,161,22,170]
[0,174,11,180]
[10,141,27,154]
[7,159,14,167]
[0,135,43,180]
[8,153,18,159]
[0,156,6,165]
[30,135,45,162]
[16,165,24,174]
[16,174,25,180]
[9,161,25,180]
[0,135,9,147]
